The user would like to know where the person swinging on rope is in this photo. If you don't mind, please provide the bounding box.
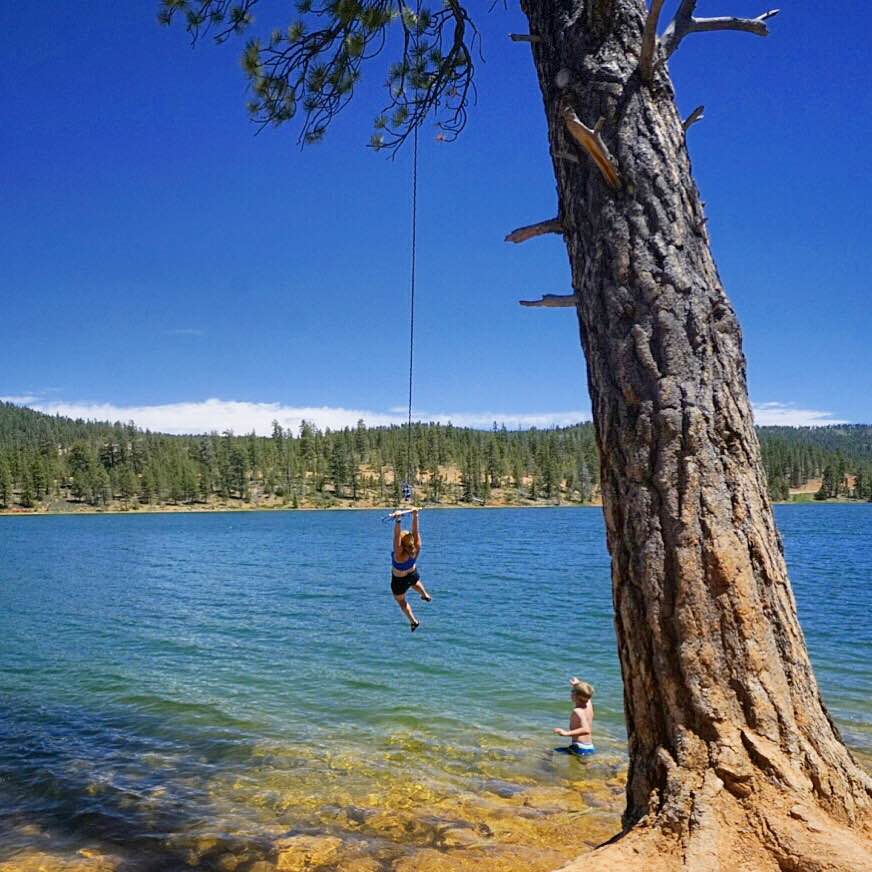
[390,508,432,631]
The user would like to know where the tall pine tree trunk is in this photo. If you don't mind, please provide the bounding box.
[518,1,872,868]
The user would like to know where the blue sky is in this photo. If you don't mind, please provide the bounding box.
[2,2,869,434]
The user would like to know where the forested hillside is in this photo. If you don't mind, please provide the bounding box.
[758,424,872,500]
[0,403,869,511]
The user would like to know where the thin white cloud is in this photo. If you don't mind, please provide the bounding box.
[751,402,849,427]
[432,410,591,429]
[0,394,39,405]
[22,397,590,435]
[6,394,848,434]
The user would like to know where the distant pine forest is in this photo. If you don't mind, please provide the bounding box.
[1,403,870,512]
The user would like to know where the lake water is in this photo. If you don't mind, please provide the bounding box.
[0,505,869,871]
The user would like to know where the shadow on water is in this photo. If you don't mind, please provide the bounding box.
[0,700,277,870]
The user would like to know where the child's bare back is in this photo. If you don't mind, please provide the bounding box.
[553,677,596,756]
[569,700,594,740]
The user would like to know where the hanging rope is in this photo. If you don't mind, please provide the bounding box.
[400,2,422,505]
[403,121,418,503]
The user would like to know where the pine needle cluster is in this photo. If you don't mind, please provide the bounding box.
[158,0,477,152]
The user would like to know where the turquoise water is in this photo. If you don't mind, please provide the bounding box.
[0,505,869,869]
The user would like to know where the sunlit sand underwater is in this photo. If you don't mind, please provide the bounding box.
[1,507,869,870]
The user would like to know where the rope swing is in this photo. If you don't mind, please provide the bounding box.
[402,122,419,505]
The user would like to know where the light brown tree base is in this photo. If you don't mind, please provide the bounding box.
[555,786,872,872]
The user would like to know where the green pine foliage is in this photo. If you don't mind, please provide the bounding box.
[758,426,872,501]
[158,0,475,152]
[1,403,870,511]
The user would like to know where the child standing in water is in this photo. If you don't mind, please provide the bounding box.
[554,677,595,756]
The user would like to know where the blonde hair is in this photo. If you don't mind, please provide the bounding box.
[400,531,416,554]
[572,681,594,704]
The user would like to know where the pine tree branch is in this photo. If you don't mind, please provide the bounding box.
[561,105,621,189]
[505,218,563,244]
[691,10,780,37]
[160,0,479,153]
[661,0,697,57]
[662,4,780,57]
[519,294,578,308]
[639,0,666,83]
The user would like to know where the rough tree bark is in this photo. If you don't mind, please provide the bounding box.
[516,2,872,869]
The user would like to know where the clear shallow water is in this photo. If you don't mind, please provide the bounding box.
[0,505,869,870]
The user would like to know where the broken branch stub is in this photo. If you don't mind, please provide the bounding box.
[663,5,780,55]
[639,0,666,83]
[519,294,579,308]
[562,105,621,189]
[683,105,705,131]
[505,218,563,244]
[692,10,780,36]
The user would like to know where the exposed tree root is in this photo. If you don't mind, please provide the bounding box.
[554,781,872,872]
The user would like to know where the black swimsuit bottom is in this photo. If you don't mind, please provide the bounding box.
[391,569,420,597]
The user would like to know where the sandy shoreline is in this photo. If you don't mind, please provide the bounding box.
[2,498,866,519]
[0,500,607,518]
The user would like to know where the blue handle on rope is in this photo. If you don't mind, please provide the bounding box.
[402,482,413,502]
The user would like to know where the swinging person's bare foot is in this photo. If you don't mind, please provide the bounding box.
[421,591,432,602]
[411,620,421,632]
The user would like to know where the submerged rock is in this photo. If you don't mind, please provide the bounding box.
[392,844,569,872]
[436,825,483,849]
[274,834,342,871]
[332,858,382,872]
[513,786,588,814]
[213,853,244,872]
[0,848,121,872]
[478,779,524,799]
[343,805,375,826]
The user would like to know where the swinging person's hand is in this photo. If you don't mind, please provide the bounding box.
[554,728,568,736]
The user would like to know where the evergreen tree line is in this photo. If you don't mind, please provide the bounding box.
[757,424,872,460]
[758,430,872,501]
[0,403,598,509]
[1,403,870,510]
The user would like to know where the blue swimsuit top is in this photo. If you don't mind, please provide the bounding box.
[391,552,416,572]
